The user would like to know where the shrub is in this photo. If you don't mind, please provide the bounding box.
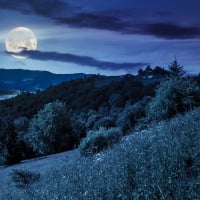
[85,110,101,130]
[117,96,151,132]
[10,169,40,188]
[79,127,122,156]
[146,77,200,121]
[93,116,115,130]
[85,110,117,131]
[25,101,74,155]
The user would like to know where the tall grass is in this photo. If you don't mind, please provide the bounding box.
[4,108,200,199]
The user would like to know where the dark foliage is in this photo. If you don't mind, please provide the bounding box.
[168,58,185,77]
[0,75,156,121]
[117,96,151,132]
[80,127,122,156]
[146,77,200,121]
[138,65,169,77]
[0,119,22,165]
[25,101,75,155]
[93,116,116,130]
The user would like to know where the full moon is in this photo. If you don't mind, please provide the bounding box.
[5,27,37,59]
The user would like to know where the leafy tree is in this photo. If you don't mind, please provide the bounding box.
[138,65,153,77]
[146,77,200,121]
[152,66,169,76]
[137,68,144,76]
[25,101,74,155]
[145,65,153,74]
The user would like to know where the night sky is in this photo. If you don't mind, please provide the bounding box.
[0,0,200,75]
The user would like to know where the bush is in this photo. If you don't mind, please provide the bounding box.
[25,101,74,155]
[79,127,122,156]
[85,110,101,130]
[117,96,151,132]
[93,116,115,130]
[10,169,40,188]
[146,77,200,121]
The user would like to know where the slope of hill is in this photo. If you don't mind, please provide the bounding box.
[0,149,80,198]
[0,68,89,91]
[0,64,200,199]
[0,107,199,199]
[0,74,157,119]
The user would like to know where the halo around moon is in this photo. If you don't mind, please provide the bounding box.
[5,27,37,59]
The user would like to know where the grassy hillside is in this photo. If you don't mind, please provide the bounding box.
[0,65,200,199]
[0,107,199,199]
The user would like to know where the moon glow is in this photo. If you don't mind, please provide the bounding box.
[5,27,37,59]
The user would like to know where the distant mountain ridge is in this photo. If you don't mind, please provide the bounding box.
[0,68,90,91]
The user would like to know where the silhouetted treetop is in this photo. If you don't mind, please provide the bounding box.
[168,58,185,77]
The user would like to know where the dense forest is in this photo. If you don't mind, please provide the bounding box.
[0,65,169,120]
[0,60,200,199]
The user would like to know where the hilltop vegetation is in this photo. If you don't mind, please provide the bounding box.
[1,61,200,161]
[0,60,200,199]
[0,74,156,119]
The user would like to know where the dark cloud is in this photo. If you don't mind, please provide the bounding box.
[55,12,200,39]
[1,0,200,39]
[6,50,148,71]
[138,23,200,39]
[0,0,71,17]
[0,0,126,31]
[55,13,126,31]
[53,11,200,39]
